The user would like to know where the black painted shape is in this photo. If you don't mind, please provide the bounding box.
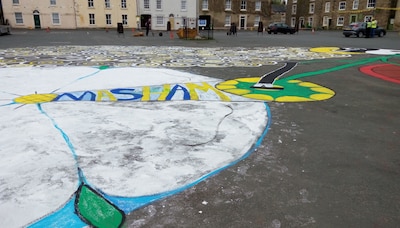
[252,62,297,89]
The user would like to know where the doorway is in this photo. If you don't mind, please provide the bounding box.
[33,10,41,29]
[239,15,246,30]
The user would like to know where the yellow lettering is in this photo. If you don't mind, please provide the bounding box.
[96,90,117,101]
[186,82,231,101]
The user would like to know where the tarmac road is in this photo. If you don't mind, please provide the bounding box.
[1,29,400,227]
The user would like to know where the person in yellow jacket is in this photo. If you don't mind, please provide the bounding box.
[365,18,372,38]
[370,18,378,38]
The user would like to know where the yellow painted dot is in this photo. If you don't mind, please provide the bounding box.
[236,78,260,83]
[216,85,237,90]
[275,96,313,102]
[310,93,335,100]
[243,94,274,101]
[299,82,319,87]
[287,80,302,83]
[219,80,238,85]
[310,87,335,94]
[14,94,58,104]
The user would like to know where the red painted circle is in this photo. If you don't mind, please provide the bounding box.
[360,64,400,84]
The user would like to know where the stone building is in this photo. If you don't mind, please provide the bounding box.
[285,0,400,30]
[197,0,277,31]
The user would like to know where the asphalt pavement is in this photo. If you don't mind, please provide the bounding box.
[1,28,400,228]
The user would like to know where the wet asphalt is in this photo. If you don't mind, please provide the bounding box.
[1,28,400,227]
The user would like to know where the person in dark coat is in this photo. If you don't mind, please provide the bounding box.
[145,19,151,36]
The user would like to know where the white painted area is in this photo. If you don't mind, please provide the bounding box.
[0,67,268,227]
[365,49,400,55]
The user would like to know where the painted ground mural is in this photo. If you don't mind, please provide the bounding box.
[0,46,399,227]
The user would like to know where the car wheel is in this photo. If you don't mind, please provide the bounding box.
[344,35,350,37]
[274,31,278,34]
[267,31,271,34]
[378,31,384,37]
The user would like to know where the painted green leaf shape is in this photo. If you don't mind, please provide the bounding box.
[76,184,125,228]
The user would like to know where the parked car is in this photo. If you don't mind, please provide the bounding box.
[343,22,386,37]
[267,23,296,34]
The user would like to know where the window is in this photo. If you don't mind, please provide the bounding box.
[291,17,296,27]
[364,15,372,22]
[292,5,297,14]
[309,3,315,13]
[255,0,261,11]
[254,15,260,26]
[156,16,164,26]
[52,13,60,24]
[15,12,23,24]
[106,14,111,25]
[325,2,330,12]
[240,0,247,11]
[144,0,150,9]
[89,13,95,25]
[323,16,329,26]
[88,0,94,7]
[121,0,126,8]
[367,0,375,8]
[337,16,344,26]
[293,0,297,3]
[156,0,162,10]
[122,14,128,25]
[12,0,19,4]
[339,2,346,10]
[105,0,111,8]
[50,0,56,5]
[202,0,208,10]
[308,17,313,27]
[352,0,358,9]
[225,0,232,10]
[181,0,187,10]
[225,15,231,26]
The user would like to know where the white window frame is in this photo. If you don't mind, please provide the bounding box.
[339,1,346,11]
[309,3,315,14]
[255,0,261,11]
[106,14,111,25]
[352,0,358,9]
[15,12,23,24]
[202,0,208,10]
[156,0,162,10]
[367,0,375,8]
[181,0,187,11]
[308,17,313,27]
[323,16,329,26]
[122,14,128,25]
[292,4,297,14]
[240,0,247,11]
[325,2,330,12]
[225,0,232,10]
[105,0,111,8]
[89,13,95,25]
[225,15,231,26]
[121,0,126,8]
[12,0,19,4]
[52,12,60,24]
[88,0,94,8]
[50,0,56,5]
[291,17,296,27]
[293,0,297,3]
[254,15,260,26]
[156,15,164,26]
[144,0,150,9]
[337,16,344,26]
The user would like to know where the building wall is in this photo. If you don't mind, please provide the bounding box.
[199,0,272,30]
[286,0,398,30]
[136,0,197,31]
[3,0,76,29]
[75,0,137,29]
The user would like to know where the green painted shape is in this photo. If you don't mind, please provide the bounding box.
[99,65,110,70]
[76,185,124,228]
[235,79,330,100]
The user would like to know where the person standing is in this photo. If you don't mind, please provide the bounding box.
[365,19,371,38]
[370,18,377,38]
[145,19,151,36]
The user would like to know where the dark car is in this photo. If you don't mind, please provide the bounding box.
[267,23,296,34]
[343,22,386,37]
